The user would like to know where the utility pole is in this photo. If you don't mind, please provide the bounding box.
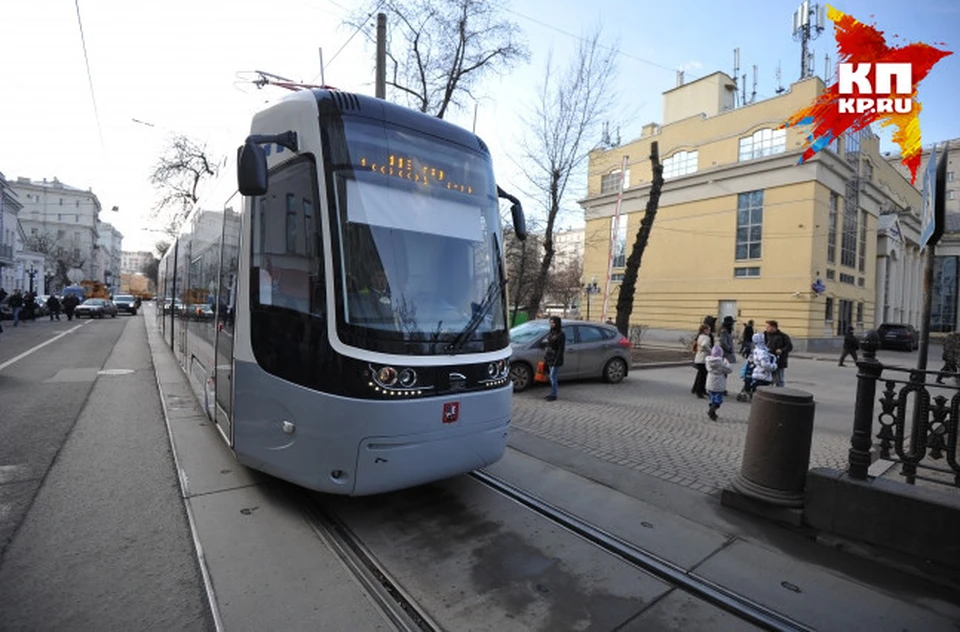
[375,13,386,99]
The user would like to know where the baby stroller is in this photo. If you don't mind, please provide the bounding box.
[735,359,771,402]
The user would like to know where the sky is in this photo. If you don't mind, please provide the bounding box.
[1,0,958,252]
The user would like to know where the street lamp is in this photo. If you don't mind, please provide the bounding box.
[583,276,600,321]
[27,264,37,294]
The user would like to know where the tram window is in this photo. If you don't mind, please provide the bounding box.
[251,158,325,318]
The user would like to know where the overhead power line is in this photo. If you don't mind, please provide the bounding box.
[74,0,104,150]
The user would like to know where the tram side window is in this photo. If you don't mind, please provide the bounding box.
[251,158,325,318]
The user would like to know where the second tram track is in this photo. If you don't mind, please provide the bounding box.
[295,471,814,632]
[469,470,814,632]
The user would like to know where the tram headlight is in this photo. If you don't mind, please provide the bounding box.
[398,368,417,387]
[377,366,399,386]
[487,362,498,377]
[498,359,509,377]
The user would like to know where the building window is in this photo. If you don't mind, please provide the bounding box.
[858,210,867,272]
[948,171,954,182]
[59,198,63,206]
[932,256,958,332]
[827,192,838,264]
[826,269,835,280]
[736,190,763,260]
[845,129,861,155]
[611,273,624,282]
[856,302,863,327]
[600,169,629,195]
[75,214,80,223]
[738,128,786,161]
[858,277,865,287]
[285,193,298,253]
[663,150,698,179]
[840,192,858,268]
[949,190,956,200]
[75,200,80,208]
[862,160,873,181]
[57,213,62,221]
[825,296,834,323]
[734,266,760,277]
[840,272,855,285]
[612,219,627,267]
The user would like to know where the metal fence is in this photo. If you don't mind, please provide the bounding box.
[848,331,960,489]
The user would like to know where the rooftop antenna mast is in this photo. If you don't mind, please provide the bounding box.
[751,65,758,104]
[733,48,741,108]
[792,1,826,79]
[824,52,831,82]
[775,61,786,94]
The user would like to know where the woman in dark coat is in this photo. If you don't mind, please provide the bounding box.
[544,316,566,402]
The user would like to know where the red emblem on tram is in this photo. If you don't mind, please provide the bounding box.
[442,402,460,423]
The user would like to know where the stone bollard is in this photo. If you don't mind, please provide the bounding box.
[730,386,816,508]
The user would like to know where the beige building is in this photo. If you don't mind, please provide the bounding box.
[580,72,923,351]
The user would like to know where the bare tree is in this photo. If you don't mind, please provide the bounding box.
[614,142,664,337]
[347,0,528,118]
[501,218,543,323]
[155,240,171,258]
[544,258,583,315]
[140,253,160,288]
[515,27,619,319]
[149,135,219,236]
[26,232,86,291]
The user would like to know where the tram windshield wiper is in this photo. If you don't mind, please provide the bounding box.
[447,279,504,353]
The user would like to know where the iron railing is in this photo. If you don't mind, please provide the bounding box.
[849,331,960,488]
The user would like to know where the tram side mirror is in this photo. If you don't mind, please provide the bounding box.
[238,139,268,196]
[511,201,527,242]
[497,186,527,241]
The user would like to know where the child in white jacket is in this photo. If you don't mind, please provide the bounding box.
[705,345,733,420]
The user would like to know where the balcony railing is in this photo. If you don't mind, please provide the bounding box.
[848,332,960,489]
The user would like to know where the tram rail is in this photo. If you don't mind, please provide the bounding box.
[470,470,814,632]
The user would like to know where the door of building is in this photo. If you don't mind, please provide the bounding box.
[838,299,854,335]
[718,300,737,324]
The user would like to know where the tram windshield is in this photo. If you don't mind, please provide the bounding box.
[325,116,507,355]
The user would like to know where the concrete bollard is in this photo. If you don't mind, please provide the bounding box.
[731,386,816,508]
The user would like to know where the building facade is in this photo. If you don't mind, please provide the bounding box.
[0,172,23,292]
[121,250,154,276]
[580,72,922,351]
[97,222,124,293]
[9,176,103,291]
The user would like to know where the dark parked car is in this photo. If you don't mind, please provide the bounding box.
[877,322,919,351]
[74,298,118,319]
[509,319,631,392]
[113,294,138,315]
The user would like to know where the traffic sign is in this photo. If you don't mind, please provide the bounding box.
[920,144,943,248]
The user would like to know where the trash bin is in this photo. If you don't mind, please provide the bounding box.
[731,386,816,507]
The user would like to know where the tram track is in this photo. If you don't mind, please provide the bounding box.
[469,470,814,632]
[297,469,814,632]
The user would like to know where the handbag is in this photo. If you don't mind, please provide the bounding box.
[535,360,549,383]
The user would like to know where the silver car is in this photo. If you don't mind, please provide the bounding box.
[509,319,631,392]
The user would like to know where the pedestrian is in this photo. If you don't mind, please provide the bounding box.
[936,332,960,384]
[702,315,717,348]
[705,344,733,420]
[9,289,23,326]
[764,320,793,387]
[0,287,6,303]
[47,295,62,321]
[24,292,36,321]
[719,316,737,364]
[62,293,79,321]
[740,319,755,358]
[691,323,712,399]
[749,332,777,390]
[543,316,566,401]
[838,326,859,367]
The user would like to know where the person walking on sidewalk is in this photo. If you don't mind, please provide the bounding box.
[705,344,732,420]
[764,320,793,387]
[719,316,737,364]
[46,294,62,321]
[543,316,566,402]
[9,289,23,326]
[691,323,712,399]
[62,293,79,321]
[936,332,960,384]
[739,319,754,358]
[838,326,860,366]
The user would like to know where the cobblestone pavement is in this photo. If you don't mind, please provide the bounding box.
[510,361,853,497]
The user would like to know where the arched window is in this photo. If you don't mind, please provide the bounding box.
[738,128,786,161]
[662,150,698,179]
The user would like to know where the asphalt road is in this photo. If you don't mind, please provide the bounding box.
[0,313,213,631]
